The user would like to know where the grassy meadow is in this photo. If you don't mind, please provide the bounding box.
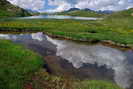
[0,11,133,46]
[0,4,132,89]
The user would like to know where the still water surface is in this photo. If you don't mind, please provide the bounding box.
[18,15,101,20]
[0,32,133,89]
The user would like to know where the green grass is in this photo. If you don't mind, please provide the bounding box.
[0,14,133,46]
[0,9,133,46]
[0,10,15,17]
[0,40,43,89]
[0,2,131,89]
[0,1,133,47]
[77,80,122,89]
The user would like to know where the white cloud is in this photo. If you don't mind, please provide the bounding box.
[7,0,133,12]
[48,0,133,11]
[7,0,45,11]
[47,0,72,12]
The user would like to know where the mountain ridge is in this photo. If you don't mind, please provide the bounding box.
[66,8,113,14]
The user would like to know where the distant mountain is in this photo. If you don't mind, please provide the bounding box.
[56,8,104,17]
[67,8,94,12]
[83,8,93,11]
[66,8,113,14]
[67,8,80,12]
[97,10,113,14]
[0,0,30,17]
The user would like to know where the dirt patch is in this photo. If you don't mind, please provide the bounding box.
[24,69,75,89]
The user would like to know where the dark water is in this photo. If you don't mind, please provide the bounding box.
[0,32,133,89]
[18,15,102,20]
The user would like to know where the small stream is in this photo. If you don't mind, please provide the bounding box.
[0,32,133,89]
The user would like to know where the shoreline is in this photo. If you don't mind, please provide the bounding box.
[45,32,133,51]
[0,30,132,50]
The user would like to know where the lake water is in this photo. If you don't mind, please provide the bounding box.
[18,15,102,20]
[0,32,133,89]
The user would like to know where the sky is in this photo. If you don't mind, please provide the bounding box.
[7,0,133,12]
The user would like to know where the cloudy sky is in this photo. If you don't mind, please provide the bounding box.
[7,0,133,12]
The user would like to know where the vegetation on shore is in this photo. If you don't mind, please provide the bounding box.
[0,0,133,46]
[0,39,43,89]
[0,1,132,88]
[0,9,133,46]
[30,69,123,89]
[0,39,123,89]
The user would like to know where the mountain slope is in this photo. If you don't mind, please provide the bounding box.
[0,0,30,17]
[67,8,80,12]
[56,9,105,17]
[107,8,133,19]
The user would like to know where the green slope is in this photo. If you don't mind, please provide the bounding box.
[107,8,133,19]
[0,0,30,17]
[56,8,133,18]
[56,10,105,17]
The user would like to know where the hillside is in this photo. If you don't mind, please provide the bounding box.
[56,9,105,17]
[105,8,133,19]
[0,0,30,17]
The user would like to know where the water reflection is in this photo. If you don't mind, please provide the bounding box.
[18,15,101,21]
[0,32,133,89]
[47,34,133,89]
